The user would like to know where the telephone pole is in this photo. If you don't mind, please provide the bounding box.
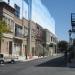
[27,0,32,58]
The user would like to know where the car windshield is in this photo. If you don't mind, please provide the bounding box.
[0,54,3,58]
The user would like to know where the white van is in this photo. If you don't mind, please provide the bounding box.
[0,54,16,64]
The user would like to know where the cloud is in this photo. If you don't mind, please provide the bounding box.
[32,0,55,34]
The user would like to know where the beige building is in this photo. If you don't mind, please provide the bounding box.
[0,2,57,60]
[0,2,25,58]
[0,2,15,56]
[0,2,38,59]
[43,29,57,56]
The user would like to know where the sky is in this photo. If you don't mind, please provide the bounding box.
[42,0,75,41]
[2,0,75,41]
[32,0,55,34]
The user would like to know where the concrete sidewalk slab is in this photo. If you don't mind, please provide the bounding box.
[18,56,44,62]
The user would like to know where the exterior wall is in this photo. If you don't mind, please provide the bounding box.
[0,2,35,58]
[1,37,13,56]
[0,2,14,56]
[22,19,28,57]
[43,29,57,55]
[31,22,36,56]
[0,2,15,33]
[35,23,44,56]
[3,12,15,33]
[13,17,27,57]
[36,23,43,42]
[1,0,28,19]
[0,2,57,58]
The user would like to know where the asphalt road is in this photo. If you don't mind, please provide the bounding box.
[0,55,75,75]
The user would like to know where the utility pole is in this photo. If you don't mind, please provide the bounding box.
[27,0,32,58]
[23,0,32,58]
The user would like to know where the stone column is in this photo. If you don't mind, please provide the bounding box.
[22,43,25,56]
[12,42,15,56]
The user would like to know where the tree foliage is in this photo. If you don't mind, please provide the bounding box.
[0,20,10,53]
[57,40,68,52]
[0,20,10,38]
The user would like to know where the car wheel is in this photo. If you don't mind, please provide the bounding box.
[0,60,4,64]
[11,60,15,64]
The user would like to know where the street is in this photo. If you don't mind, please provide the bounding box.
[0,55,75,75]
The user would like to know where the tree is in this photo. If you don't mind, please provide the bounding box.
[57,40,68,52]
[0,20,10,53]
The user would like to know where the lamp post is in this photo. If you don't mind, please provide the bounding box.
[68,29,72,45]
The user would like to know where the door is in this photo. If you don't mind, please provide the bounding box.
[9,41,12,55]
[25,45,27,59]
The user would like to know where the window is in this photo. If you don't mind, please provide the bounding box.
[15,24,23,37]
[51,37,52,42]
[32,29,35,37]
[10,20,14,32]
[4,16,14,32]
[24,26,28,37]
[0,54,3,58]
[14,4,20,18]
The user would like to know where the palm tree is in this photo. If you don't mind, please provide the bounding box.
[0,20,10,53]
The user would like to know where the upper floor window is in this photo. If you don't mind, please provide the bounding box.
[3,16,14,32]
[24,26,28,37]
[51,37,53,42]
[14,4,20,18]
[15,24,23,37]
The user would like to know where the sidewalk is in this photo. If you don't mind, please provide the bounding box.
[67,58,75,68]
[17,53,62,62]
[17,56,45,62]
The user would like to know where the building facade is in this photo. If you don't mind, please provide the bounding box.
[43,29,57,56]
[0,2,15,56]
[0,2,42,58]
[0,1,57,59]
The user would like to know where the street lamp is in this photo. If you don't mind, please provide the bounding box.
[68,29,72,45]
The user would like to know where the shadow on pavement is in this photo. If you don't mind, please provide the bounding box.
[36,56,67,67]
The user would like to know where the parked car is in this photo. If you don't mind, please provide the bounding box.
[0,54,16,64]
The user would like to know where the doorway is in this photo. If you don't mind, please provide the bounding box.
[9,41,12,55]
